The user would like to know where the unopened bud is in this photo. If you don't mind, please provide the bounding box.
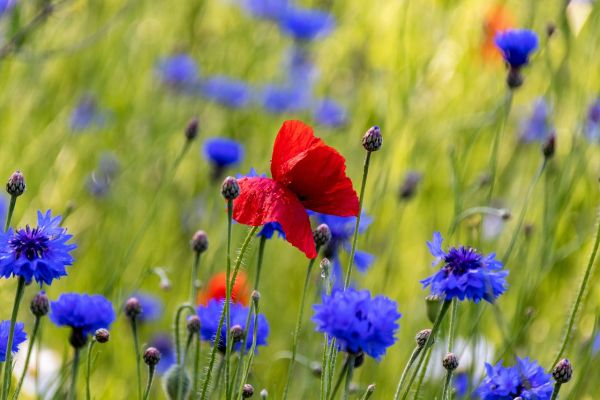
[251,290,260,305]
[242,383,254,398]
[187,315,201,334]
[124,297,142,319]
[164,365,190,400]
[260,389,268,399]
[6,170,25,197]
[221,176,240,200]
[95,328,110,344]
[190,230,208,253]
[185,118,199,141]
[320,258,330,279]
[552,358,572,384]
[362,126,382,152]
[399,171,422,200]
[415,329,432,349]
[30,292,49,317]
[230,325,244,343]
[425,294,443,324]
[442,353,459,371]
[546,23,556,38]
[313,224,331,248]
[543,133,556,159]
[144,347,161,366]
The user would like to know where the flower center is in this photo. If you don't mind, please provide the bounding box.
[9,226,50,261]
[442,247,483,276]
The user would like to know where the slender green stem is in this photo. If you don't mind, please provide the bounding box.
[441,371,452,400]
[320,334,330,400]
[550,383,561,400]
[486,92,513,203]
[551,208,600,369]
[1,276,26,400]
[413,346,432,399]
[173,304,196,364]
[401,300,451,400]
[191,252,201,305]
[199,227,258,400]
[192,335,201,400]
[13,316,41,400]
[177,333,194,400]
[393,346,422,400]
[360,385,375,400]
[239,300,260,396]
[142,366,156,400]
[254,236,267,291]
[282,254,318,399]
[224,200,233,400]
[448,207,509,238]
[329,357,350,400]
[4,195,16,232]
[344,151,371,289]
[325,340,338,399]
[129,318,142,400]
[68,348,81,400]
[448,299,458,352]
[230,302,254,397]
[85,341,95,400]
[342,355,356,400]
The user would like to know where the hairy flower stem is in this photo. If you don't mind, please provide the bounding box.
[254,236,267,291]
[343,355,356,400]
[128,318,142,400]
[441,372,452,400]
[190,252,201,306]
[85,341,96,400]
[413,346,433,399]
[1,277,25,400]
[442,299,459,400]
[142,365,156,400]
[200,226,258,400]
[12,316,41,400]
[192,336,201,400]
[4,195,16,231]
[393,346,422,400]
[224,200,233,400]
[68,348,81,400]
[172,304,195,400]
[238,300,260,397]
[329,357,350,400]
[360,386,375,400]
[551,208,600,369]
[230,304,255,396]
[401,300,451,400]
[177,333,194,400]
[550,383,562,400]
[282,251,319,399]
[344,151,372,289]
[486,92,513,204]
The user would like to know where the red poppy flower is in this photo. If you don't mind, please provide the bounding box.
[233,120,359,259]
[198,271,250,306]
[482,5,514,61]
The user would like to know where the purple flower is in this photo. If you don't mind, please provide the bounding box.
[241,0,290,20]
[0,0,16,17]
[585,98,600,143]
[476,357,553,400]
[421,232,508,303]
[156,54,200,89]
[0,320,26,362]
[313,99,347,128]
[203,138,244,168]
[520,98,553,142]
[148,334,176,374]
[50,293,116,337]
[70,95,106,132]
[199,76,252,108]
[86,152,120,198]
[312,288,401,360]
[494,29,539,68]
[284,46,318,87]
[0,211,76,285]
[279,7,335,41]
[261,84,310,114]
[129,292,163,323]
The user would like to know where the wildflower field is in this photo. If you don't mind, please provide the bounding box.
[0,0,599,399]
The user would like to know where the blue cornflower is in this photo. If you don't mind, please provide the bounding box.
[284,46,318,87]
[129,292,163,323]
[203,138,244,169]
[0,320,26,362]
[156,54,200,89]
[494,29,539,68]
[0,211,76,286]
[313,99,348,128]
[0,0,16,17]
[50,293,116,337]
[241,0,289,20]
[279,7,335,41]
[261,84,310,114]
[148,334,176,374]
[476,357,553,400]
[454,372,469,398]
[520,98,553,142]
[199,76,252,108]
[312,288,401,360]
[585,98,600,143]
[197,299,269,353]
[421,232,508,303]
[70,95,106,132]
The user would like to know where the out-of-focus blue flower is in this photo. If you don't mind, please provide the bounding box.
[312,288,401,360]
[453,372,469,398]
[279,7,335,41]
[148,334,176,374]
[585,98,600,143]
[313,99,348,128]
[0,0,17,17]
[592,332,600,355]
[199,76,252,108]
[476,357,553,400]
[421,232,508,303]
[86,152,120,198]
[70,96,106,132]
[261,84,310,114]
[129,292,163,323]
[197,299,269,353]
[203,138,244,168]
[50,293,115,337]
[316,212,374,287]
[520,98,553,142]
[156,54,200,89]
[0,211,76,286]
[0,195,7,227]
[0,320,26,362]
[494,29,539,68]
[284,46,318,87]
[241,0,289,20]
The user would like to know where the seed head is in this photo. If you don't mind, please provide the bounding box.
[144,347,161,367]
[242,384,254,398]
[362,126,382,152]
[30,291,49,317]
[95,328,110,343]
[221,176,240,200]
[552,358,572,384]
[313,224,332,248]
[190,230,208,253]
[230,325,244,343]
[442,353,459,371]
[185,117,199,141]
[6,170,25,197]
[124,297,142,319]
[415,329,432,349]
[187,315,201,334]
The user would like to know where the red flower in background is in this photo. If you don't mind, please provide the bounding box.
[233,120,359,259]
[198,271,250,306]
[482,5,514,61]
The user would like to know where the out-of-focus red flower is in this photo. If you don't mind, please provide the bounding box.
[233,120,359,259]
[482,5,514,61]
[198,271,250,306]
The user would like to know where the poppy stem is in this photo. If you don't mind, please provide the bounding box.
[177,332,194,400]
[486,91,513,204]
[393,346,422,400]
[551,207,600,370]
[172,304,195,400]
[1,276,25,400]
[344,151,372,289]
[190,251,201,306]
[12,315,41,400]
[85,340,96,400]
[282,251,319,400]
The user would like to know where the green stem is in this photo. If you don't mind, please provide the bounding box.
[550,383,561,400]
[342,355,356,400]
[129,318,142,400]
[448,207,508,238]
[393,346,422,400]
[448,299,458,352]
[85,341,95,400]
[239,300,260,397]
[325,339,338,399]
[225,200,233,400]
[360,385,375,400]
[344,151,371,289]
[413,346,432,399]
[177,333,194,400]
[400,300,451,400]
[1,276,26,400]
[142,366,156,400]
[13,316,41,400]
[173,304,196,364]
[192,335,201,400]
[441,371,453,400]
[551,208,600,369]
[4,195,16,232]
[68,348,81,400]
[328,357,350,400]
[199,227,258,400]
[486,92,513,203]
[191,252,201,306]
[320,334,330,400]
[282,255,318,399]
[230,303,254,397]
[254,236,267,291]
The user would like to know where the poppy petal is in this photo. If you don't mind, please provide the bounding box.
[233,176,317,258]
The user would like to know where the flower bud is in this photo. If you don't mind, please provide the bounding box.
[185,118,199,141]
[542,133,556,159]
[6,170,25,197]
[442,353,459,371]
[221,176,240,200]
[163,365,190,400]
[124,297,142,319]
[230,325,244,343]
[260,389,268,399]
[251,290,260,305]
[30,292,49,317]
[190,230,208,253]
[546,23,556,38]
[425,294,443,324]
[187,315,201,335]
[399,171,422,200]
[366,384,375,396]
[242,383,254,398]
[552,358,572,384]
[362,126,382,152]
[320,258,330,279]
[415,329,432,349]
[95,328,110,344]
[313,224,331,248]
[144,347,161,367]
[507,67,523,89]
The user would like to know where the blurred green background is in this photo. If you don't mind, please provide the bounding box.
[0,0,599,398]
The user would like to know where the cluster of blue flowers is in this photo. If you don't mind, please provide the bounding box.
[476,358,553,399]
